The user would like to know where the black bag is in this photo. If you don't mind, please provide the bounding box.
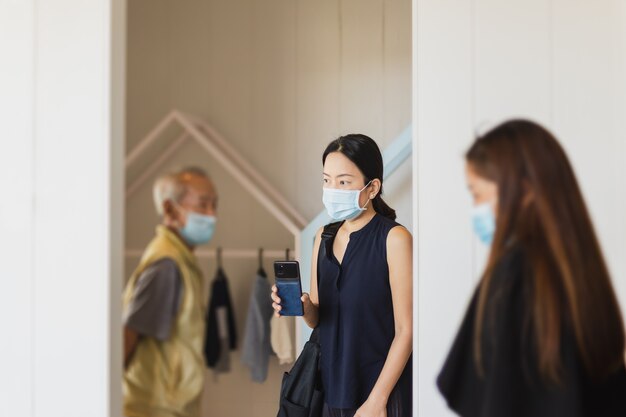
[277,329,324,417]
[277,222,342,417]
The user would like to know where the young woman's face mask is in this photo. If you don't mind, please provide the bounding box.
[322,181,372,221]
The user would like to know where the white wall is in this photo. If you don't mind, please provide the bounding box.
[413,1,626,416]
[0,1,125,417]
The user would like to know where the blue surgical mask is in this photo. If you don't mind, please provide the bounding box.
[180,211,217,246]
[322,181,372,221]
[472,203,496,245]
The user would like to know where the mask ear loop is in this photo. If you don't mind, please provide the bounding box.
[358,180,374,210]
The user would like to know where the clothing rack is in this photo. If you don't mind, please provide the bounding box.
[124,248,292,260]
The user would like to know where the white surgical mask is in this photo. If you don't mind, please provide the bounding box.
[322,181,372,221]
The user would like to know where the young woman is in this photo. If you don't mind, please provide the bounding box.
[272,134,413,417]
[438,120,626,416]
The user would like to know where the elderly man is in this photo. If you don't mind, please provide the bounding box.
[122,167,218,417]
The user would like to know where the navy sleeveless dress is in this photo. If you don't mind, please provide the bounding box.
[317,214,412,415]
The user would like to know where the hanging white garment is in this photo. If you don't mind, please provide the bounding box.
[270,314,295,365]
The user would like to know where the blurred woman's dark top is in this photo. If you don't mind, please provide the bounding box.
[437,246,626,417]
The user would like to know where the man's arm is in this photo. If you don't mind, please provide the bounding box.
[124,326,141,369]
[122,258,182,369]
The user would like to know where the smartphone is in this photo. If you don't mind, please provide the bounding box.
[274,261,304,316]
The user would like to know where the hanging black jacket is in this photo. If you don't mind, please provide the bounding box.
[204,267,237,367]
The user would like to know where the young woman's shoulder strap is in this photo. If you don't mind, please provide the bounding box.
[310,222,342,344]
[316,221,342,289]
[321,221,342,240]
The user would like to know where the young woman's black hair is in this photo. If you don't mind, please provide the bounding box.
[323,134,396,221]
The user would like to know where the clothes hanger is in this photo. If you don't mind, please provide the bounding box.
[257,248,267,278]
[285,248,290,261]
[216,247,223,271]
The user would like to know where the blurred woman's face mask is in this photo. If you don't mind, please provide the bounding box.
[322,181,372,221]
[472,203,495,245]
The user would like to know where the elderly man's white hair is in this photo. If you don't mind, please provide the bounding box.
[153,167,209,216]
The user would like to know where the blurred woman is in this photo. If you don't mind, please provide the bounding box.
[438,119,626,416]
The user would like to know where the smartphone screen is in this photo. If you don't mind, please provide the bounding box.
[274,261,304,316]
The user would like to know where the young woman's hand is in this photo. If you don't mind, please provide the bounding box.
[354,397,387,417]
[271,286,316,320]
[271,285,282,317]
[301,293,315,319]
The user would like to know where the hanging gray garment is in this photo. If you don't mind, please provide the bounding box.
[212,306,232,376]
[241,273,274,382]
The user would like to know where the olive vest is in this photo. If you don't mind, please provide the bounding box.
[123,226,205,417]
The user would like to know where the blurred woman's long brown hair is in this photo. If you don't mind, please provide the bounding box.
[467,119,625,383]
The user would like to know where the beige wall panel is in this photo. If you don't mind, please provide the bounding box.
[339,0,385,139]
[248,0,298,212]
[383,0,413,141]
[126,0,172,151]
[204,0,254,158]
[382,0,413,230]
[294,0,343,219]
[170,1,212,116]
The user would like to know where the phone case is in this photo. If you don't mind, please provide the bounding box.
[276,279,304,316]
